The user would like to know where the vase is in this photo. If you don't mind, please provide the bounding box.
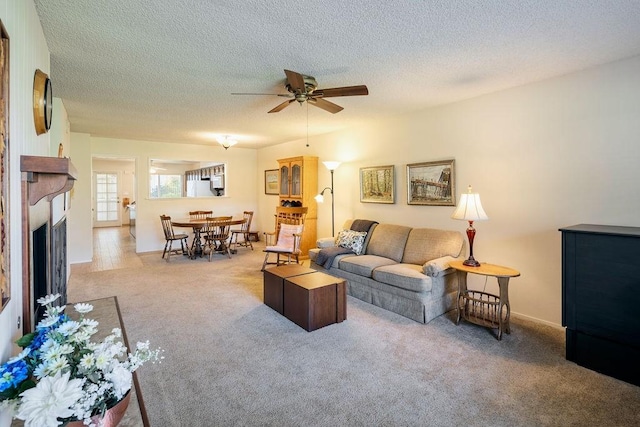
[65,391,131,427]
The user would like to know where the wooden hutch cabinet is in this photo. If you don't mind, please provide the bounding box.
[277,156,318,258]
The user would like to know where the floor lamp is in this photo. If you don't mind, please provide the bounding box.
[451,185,488,267]
[315,161,340,237]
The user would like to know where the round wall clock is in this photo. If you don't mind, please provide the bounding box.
[33,69,53,135]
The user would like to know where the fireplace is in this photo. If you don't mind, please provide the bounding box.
[21,155,77,333]
[31,218,68,324]
[51,217,67,302]
[32,222,48,323]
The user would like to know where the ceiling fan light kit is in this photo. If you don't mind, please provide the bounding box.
[218,135,237,150]
[235,69,368,114]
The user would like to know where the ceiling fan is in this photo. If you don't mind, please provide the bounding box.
[232,69,368,114]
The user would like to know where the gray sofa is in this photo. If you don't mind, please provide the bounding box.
[309,220,465,323]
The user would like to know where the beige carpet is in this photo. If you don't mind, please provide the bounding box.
[68,243,640,426]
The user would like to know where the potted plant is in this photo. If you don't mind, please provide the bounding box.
[0,294,162,427]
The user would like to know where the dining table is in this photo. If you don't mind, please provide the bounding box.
[171,217,246,258]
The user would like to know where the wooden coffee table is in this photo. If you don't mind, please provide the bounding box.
[284,271,346,332]
[263,265,317,314]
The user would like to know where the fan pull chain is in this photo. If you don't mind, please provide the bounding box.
[306,102,309,147]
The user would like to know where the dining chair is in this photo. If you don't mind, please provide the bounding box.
[202,217,233,261]
[188,210,213,253]
[160,215,190,261]
[230,211,254,251]
[261,208,307,271]
[189,210,212,219]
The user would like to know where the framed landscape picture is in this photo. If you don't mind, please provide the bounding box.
[360,165,394,204]
[406,159,455,206]
[264,169,279,195]
[0,22,9,312]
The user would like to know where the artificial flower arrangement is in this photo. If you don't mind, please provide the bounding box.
[0,294,162,427]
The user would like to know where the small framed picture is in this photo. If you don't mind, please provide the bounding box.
[360,165,395,204]
[406,159,455,206]
[264,169,279,195]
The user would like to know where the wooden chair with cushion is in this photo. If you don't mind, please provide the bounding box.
[160,215,190,261]
[230,211,254,251]
[202,216,233,261]
[261,208,307,271]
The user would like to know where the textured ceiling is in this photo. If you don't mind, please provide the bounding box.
[34,0,640,148]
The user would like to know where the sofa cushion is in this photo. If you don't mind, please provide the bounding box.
[372,263,433,292]
[316,237,337,249]
[402,228,464,265]
[336,229,368,255]
[365,224,412,262]
[339,255,397,278]
[423,255,458,277]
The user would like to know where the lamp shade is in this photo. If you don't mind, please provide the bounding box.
[451,186,488,221]
[218,136,237,149]
[322,161,341,171]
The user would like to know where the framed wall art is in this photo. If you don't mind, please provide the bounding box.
[406,159,455,206]
[360,165,394,204]
[0,21,9,312]
[264,169,279,195]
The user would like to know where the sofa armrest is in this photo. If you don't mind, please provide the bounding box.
[423,256,460,277]
[316,237,337,249]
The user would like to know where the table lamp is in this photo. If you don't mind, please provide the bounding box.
[451,185,488,267]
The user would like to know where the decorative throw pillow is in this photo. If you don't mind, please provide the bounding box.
[336,229,367,255]
[276,223,303,248]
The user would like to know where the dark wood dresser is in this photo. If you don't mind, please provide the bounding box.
[559,224,640,386]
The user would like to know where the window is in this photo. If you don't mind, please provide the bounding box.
[149,174,183,198]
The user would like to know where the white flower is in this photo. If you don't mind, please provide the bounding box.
[74,303,93,314]
[106,365,132,399]
[36,294,61,306]
[45,305,66,318]
[43,344,64,361]
[56,320,80,336]
[111,328,122,338]
[37,315,60,329]
[16,371,84,427]
[79,354,95,370]
[7,348,31,364]
[94,353,110,370]
[81,318,99,328]
[38,338,56,355]
[33,362,47,380]
[44,356,70,377]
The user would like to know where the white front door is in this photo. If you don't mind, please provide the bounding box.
[93,172,121,227]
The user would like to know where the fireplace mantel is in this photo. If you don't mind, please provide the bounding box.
[20,155,77,333]
[20,155,77,205]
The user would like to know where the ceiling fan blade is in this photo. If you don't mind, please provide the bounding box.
[284,69,306,93]
[231,92,292,98]
[308,98,344,114]
[268,99,295,113]
[314,85,369,98]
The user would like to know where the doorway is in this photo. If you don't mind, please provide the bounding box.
[93,171,120,227]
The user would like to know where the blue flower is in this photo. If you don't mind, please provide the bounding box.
[0,360,28,392]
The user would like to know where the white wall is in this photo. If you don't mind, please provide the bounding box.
[0,1,54,425]
[68,133,92,263]
[257,55,640,326]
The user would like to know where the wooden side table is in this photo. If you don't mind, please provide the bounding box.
[450,260,520,340]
